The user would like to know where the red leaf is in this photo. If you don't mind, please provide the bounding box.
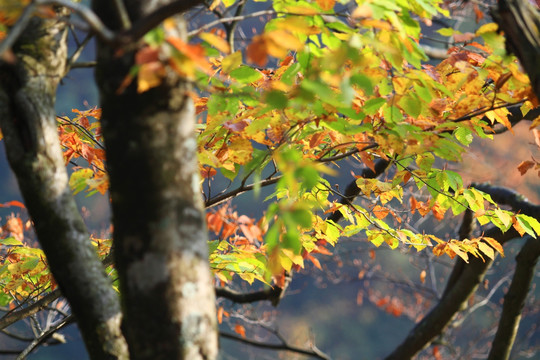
[234,324,246,338]
[0,200,25,209]
[517,160,535,175]
[246,35,268,67]
[135,46,160,65]
[224,120,248,132]
[473,4,484,23]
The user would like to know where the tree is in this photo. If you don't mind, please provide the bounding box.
[0,0,539,359]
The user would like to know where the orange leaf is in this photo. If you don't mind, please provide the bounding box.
[369,249,376,260]
[0,200,25,209]
[201,166,217,179]
[221,222,237,239]
[316,0,335,11]
[433,346,442,360]
[356,291,363,305]
[246,35,268,67]
[473,4,484,23]
[431,203,446,221]
[517,160,535,176]
[306,254,322,270]
[5,217,23,241]
[234,324,246,338]
[375,296,389,307]
[135,46,160,65]
[373,205,389,220]
[217,306,224,324]
[420,270,426,284]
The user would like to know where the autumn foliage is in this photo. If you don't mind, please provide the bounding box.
[1,0,540,356]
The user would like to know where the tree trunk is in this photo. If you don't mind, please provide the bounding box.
[0,10,128,360]
[493,0,540,99]
[93,1,218,359]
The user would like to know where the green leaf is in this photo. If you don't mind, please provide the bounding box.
[69,168,93,195]
[455,127,473,146]
[0,237,23,246]
[290,209,312,228]
[222,51,243,73]
[517,214,540,237]
[265,222,280,251]
[350,74,374,96]
[281,63,301,85]
[264,90,288,109]
[437,27,456,37]
[398,95,421,118]
[229,66,263,84]
[363,98,386,115]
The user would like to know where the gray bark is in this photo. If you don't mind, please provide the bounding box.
[0,9,128,360]
[93,1,218,359]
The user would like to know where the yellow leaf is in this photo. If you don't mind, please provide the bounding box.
[477,240,494,260]
[360,19,393,31]
[137,62,165,93]
[228,137,253,165]
[284,5,319,15]
[282,248,304,268]
[199,32,231,54]
[222,51,242,73]
[208,0,221,10]
[266,30,303,58]
[352,4,373,19]
[447,242,469,262]
[482,237,504,257]
[274,17,320,35]
[475,22,498,36]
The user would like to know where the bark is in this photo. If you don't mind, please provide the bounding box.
[93,1,218,359]
[0,10,127,360]
[493,0,540,100]
[384,227,519,360]
[487,236,540,360]
[386,184,540,359]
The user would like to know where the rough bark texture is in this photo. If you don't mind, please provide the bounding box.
[493,0,540,99]
[93,1,218,359]
[0,11,127,360]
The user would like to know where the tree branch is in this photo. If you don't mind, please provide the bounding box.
[386,183,540,359]
[220,331,331,360]
[0,290,61,331]
[16,314,74,359]
[205,175,281,208]
[493,0,540,100]
[488,235,540,360]
[0,0,204,56]
[326,158,392,223]
[215,286,283,305]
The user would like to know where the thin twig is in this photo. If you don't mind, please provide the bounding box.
[0,290,61,331]
[16,315,74,359]
[220,331,331,360]
[188,9,275,37]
